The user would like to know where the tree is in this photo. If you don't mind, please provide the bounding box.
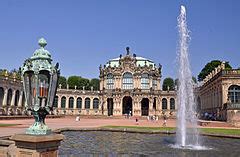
[90,78,100,90]
[78,77,90,90]
[192,76,197,84]
[67,76,90,90]
[174,77,197,90]
[162,77,175,91]
[58,76,67,88]
[198,60,232,81]
[67,76,81,89]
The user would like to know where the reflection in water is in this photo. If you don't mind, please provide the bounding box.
[59,131,240,157]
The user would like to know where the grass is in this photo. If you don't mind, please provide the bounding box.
[102,126,175,132]
[102,126,240,136]
[0,123,19,127]
[200,128,240,136]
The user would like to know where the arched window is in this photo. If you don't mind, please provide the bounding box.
[123,72,133,89]
[77,97,82,109]
[141,73,149,89]
[170,98,175,110]
[228,85,240,103]
[0,87,4,107]
[7,89,12,106]
[61,96,66,108]
[69,97,74,108]
[93,98,99,109]
[53,96,58,107]
[153,97,157,110]
[14,90,20,106]
[85,98,90,109]
[162,98,167,110]
[107,73,114,89]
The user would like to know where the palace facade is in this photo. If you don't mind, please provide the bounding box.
[55,47,177,117]
[1,45,239,125]
[0,47,177,117]
[196,62,240,126]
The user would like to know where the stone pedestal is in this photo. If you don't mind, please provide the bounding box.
[11,133,64,157]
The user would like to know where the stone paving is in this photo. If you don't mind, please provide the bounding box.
[0,116,236,137]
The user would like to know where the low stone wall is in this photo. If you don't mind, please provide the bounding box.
[0,139,17,157]
[227,110,240,127]
[0,115,64,120]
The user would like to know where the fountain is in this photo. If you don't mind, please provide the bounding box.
[176,5,200,148]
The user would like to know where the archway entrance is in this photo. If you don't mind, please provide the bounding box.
[0,87,4,115]
[107,98,113,116]
[0,87,4,107]
[141,98,149,116]
[122,96,132,116]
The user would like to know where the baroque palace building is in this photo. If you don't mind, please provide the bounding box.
[55,47,177,117]
[0,47,177,117]
[0,41,239,124]
[196,61,240,126]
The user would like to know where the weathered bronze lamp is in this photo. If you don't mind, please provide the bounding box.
[21,38,59,135]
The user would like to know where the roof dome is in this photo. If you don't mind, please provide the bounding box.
[106,55,155,68]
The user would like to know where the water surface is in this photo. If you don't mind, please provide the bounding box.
[59,131,240,157]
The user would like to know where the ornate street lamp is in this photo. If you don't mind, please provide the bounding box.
[21,38,60,135]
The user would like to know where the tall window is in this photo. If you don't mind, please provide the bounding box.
[162,98,167,110]
[93,98,99,109]
[107,73,114,89]
[85,98,90,109]
[53,96,58,107]
[228,85,240,103]
[77,97,82,109]
[170,98,175,110]
[141,73,149,89]
[69,97,74,108]
[61,96,66,108]
[123,72,133,89]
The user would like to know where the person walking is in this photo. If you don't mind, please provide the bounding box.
[135,117,139,125]
[162,115,167,127]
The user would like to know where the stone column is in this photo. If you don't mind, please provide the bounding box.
[100,78,104,90]
[222,84,228,107]
[57,96,61,108]
[90,98,93,109]
[157,78,161,90]
[17,91,23,107]
[2,88,8,107]
[159,97,162,111]
[114,77,117,89]
[167,98,170,110]
[10,90,16,107]
[113,98,116,115]
[65,96,69,109]
[149,76,153,89]
[82,97,85,109]
[73,97,77,109]
[149,99,153,116]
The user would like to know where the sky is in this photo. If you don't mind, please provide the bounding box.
[0,0,239,80]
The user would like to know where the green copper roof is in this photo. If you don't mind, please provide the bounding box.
[106,56,155,68]
[31,38,52,60]
[21,38,56,74]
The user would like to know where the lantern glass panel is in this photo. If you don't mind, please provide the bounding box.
[38,70,50,107]
[47,72,59,108]
[23,71,34,108]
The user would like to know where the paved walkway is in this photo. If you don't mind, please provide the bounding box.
[0,117,236,137]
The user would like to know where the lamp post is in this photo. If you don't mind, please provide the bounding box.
[21,38,60,135]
